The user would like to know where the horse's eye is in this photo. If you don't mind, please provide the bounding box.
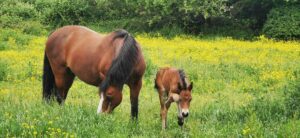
[189,99,192,102]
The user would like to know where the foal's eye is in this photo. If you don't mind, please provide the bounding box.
[189,99,192,102]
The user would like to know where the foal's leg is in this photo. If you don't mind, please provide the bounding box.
[158,90,166,129]
[54,68,75,104]
[160,91,173,129]
[129,79,142,120]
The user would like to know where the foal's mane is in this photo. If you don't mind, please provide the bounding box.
[100,29,138,92]
[178,69,187,90]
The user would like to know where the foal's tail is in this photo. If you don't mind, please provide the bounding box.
[42,53,56,101]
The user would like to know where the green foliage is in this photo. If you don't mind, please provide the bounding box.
[4,0,300,40]
[228,0,277,31]
[42,0,95,27]
[263,4,300,40]
[131,0,227,33]
[247,96,286,123]
[0,59,8,81]
[0,0,37,20]
[285,71,300,118]
[0,14,23,28]
[143,54,158,84]
[22,21,47,36]
[0,29,33,49]
[202,17,255,39]
[26,0,229,33]
[0,0,48,36]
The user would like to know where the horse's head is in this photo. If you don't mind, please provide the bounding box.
[98,85,123,113]
[179,82,193,118]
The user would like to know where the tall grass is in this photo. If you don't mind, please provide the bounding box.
[0,28,300,137]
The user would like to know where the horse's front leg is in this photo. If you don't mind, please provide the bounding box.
[129,79,142,120]
[162,95,173,129]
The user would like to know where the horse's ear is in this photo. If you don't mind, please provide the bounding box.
[178,82,182,91]
[188,82,193,91]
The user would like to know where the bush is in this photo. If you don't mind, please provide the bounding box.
[134,0,226,33]
[0,0,42,32]
[42,0,96,28]
[143,54,158,84]
[263,4,300,40]
[228,0,276,32]
[202,17,255,39]
[22,21,47,36]
[0,0,37,20]
[38,0,228,32]
[0,14,23,28]
[0,29,33,48]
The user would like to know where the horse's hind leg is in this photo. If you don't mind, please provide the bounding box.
[54,68,75,104]
[129,79,142,120]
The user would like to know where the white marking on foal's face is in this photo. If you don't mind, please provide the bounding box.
[177,103,182,118]
[97,92,104,114]
[182,108,189,115]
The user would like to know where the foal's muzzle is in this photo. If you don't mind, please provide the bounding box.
[182,112,189,117]
[181,108,189,118]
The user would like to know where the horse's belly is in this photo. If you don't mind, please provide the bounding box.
[75,71,101,86]
[66,47,103,86]
[68,61,101,86]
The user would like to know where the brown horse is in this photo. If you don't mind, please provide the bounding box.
[43,25,145,119]
[154,67,193,129]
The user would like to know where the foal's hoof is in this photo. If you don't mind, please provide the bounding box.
[178,117,184,126]
[178,120,184,126]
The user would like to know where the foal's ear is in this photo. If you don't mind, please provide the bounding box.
[188,82,193,91]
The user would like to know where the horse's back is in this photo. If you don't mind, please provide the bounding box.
[46,25,102,49]
[45,26,110,86]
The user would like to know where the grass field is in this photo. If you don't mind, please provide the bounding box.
[0,29,300,137]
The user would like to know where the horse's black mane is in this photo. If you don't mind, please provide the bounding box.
[178,69,187,90]
[100,29,138,92]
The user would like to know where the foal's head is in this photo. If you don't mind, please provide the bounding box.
[179,82,193,117]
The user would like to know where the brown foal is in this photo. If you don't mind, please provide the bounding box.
[154,67,193,129]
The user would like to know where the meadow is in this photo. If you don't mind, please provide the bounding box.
[0,28,300,137]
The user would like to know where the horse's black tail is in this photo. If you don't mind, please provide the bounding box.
[42,53,56,101]
[100,29,139,91]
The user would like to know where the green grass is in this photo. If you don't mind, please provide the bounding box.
[0,28,300,137]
